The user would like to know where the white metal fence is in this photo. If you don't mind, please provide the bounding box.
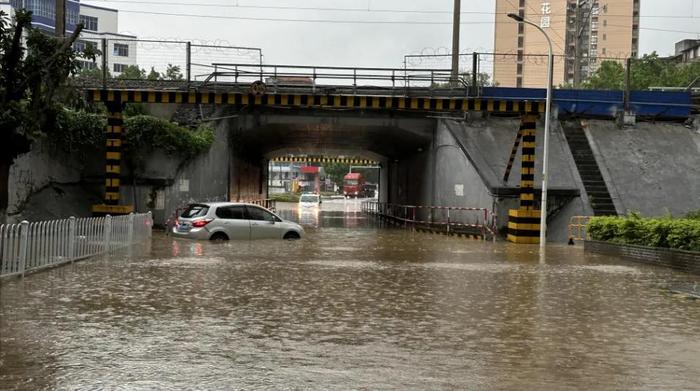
[1,213,152,278]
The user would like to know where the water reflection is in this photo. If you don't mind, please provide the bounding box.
[1,208,699,390]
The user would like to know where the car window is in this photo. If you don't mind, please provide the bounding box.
[245,206,278,222]
[180,204,209,218]
[215,206,246,219]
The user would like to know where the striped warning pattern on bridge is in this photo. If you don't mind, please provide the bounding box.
[87,90,542,114]
[91,102,134,216]
[272,157,378,165]
[507,115,541,245]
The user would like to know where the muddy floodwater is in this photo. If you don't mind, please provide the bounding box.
[1,200,699,390]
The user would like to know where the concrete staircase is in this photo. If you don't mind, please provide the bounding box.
[562,122,618,216]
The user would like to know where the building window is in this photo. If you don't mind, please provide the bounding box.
[517,36,524,48]
[80,15,98,31]
[113,43,129,57]
[74,39,97,52]
[113,63,128,73]
[78,60,97,70]
[518,23,524,35]
[517,63,523,75]
[516,77,523,88]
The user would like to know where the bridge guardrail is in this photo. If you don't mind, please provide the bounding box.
[361,201,497,241]
[0,213,152,279]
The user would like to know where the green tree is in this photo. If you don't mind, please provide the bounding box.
[584,52,700,90]
[323,162,351,187]
[146,66,161,80]
[78,65,110,79]
[583,60,626,90]
[0,10,87,215]
[165,63,184,81]
[118,64,145,79]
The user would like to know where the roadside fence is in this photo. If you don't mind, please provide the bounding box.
[362,201,497,241]
[0,213,153,279]
[568,215,592,241]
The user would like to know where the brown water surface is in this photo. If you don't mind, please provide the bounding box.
[1,202,699,390]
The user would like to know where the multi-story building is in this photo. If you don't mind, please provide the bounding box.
[77,3,137,75]
[493,0,640,88]
[0,0,137,76]
[672,39,700,63]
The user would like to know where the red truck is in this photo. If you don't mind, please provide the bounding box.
[343,172,366,198]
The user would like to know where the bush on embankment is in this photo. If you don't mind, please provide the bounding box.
[270,193,300,203]
[588,212,700,252]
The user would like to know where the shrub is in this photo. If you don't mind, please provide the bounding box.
[124,115,215,164]
[270,193,300,203]
[589,214,700,252]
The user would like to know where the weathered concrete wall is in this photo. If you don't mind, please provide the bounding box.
[125,117,233,225]
[443,117,590,242]
[585,120,700,217]
[4,142,85,223]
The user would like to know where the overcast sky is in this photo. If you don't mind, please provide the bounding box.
[84,0,700,68]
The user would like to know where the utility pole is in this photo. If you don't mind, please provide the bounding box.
[55,0,66,37]
[451,0,461,85]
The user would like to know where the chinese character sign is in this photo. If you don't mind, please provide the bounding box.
[540,2,551,28]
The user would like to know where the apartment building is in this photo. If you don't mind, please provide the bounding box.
[0,0,137,75]
[493,0,640,88]
[672,39,700,63]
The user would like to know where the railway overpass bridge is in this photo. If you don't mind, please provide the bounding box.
[82,63,694,243]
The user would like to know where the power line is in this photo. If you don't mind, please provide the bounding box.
[111,9,496,25]
[82,0,700,19]
[83,0,495,15]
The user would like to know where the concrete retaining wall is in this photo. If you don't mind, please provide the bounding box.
[585,240,700,274]
[5,141,84,223]
[585,120,700,217]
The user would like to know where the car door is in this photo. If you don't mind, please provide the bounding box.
[246,206,283,239]
[215,205,251,240]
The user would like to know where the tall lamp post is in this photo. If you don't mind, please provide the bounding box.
[507,13,554,249]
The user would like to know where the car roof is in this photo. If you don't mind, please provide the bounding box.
[190,202,268,208]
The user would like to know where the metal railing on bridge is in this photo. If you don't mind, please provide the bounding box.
[0,213,152,278]
[362,201,497,241]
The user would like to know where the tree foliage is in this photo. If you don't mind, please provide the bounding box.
[0,9,90,211]
[584,52,700,90]
[123,115,215,168]
[165,63,184,81]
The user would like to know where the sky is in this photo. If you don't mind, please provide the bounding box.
[81,0,700,69]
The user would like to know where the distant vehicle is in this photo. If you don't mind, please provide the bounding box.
[299,193,321,208]
[362,183,377,198]
[172,202,304,241]
[343,172,366,198]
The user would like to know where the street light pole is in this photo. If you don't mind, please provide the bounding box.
[507,13,554,249]
[451,0,461,84]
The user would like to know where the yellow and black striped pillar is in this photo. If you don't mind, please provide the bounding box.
[92,102,134,216]
[507,114,541,244]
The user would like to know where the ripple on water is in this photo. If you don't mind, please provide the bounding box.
[420,262,519,273]
[303,260,381,269]
[577,265,643,274]
[145,257,227,267]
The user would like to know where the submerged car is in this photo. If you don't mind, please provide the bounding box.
[299,193,321,208]
[172,202,304,241]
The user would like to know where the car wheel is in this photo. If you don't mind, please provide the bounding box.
[210,232,229,241]
[283,231,301,240]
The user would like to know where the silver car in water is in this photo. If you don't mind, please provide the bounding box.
[171,202,304,241]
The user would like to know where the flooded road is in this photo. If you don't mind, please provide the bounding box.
[1,200,699,390]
